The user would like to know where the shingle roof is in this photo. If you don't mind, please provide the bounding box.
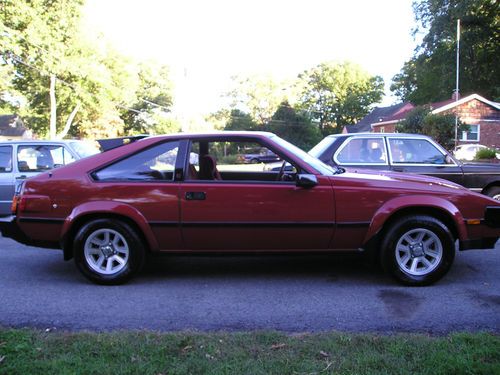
[344,102,412,133]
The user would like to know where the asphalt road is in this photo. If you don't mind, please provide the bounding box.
[0,236,499,333]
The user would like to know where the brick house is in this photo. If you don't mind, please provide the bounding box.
[347,94,500,148]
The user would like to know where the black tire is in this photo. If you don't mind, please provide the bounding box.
[250,158,259,164]
[485,186,500,201]
[73,219,145,285]
[380,215,455,286]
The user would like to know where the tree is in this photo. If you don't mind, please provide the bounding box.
[296,61,384,135]
[224,74,289,125]
[391,0,500,103]
[265,101,322,150]
[224,109,258,131]
[397,106,466,150]
[121,62,174,135]
[0,0,172,139]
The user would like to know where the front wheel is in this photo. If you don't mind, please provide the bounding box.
[380,215,455,286]
[485,186,500,201]
[74,219,145,285]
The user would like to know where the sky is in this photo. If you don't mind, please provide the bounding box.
[83,0,419,120]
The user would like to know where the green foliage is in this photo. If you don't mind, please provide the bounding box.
[121,62,174,135]
[475,147,497,160]
[225,75,289,125]
[296,61,384,135]
[224,109,259,131]
[422,113,462,150]
[0,0,173,139]
[397,106,467,149]
[396,106,431,133]
[391,0,500,103]
[265,101,322,150]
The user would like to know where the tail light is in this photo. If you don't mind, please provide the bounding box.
[11,181,26,214]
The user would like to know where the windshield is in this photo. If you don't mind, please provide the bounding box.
[270,135,336,176]
[308,136,337,159]
[70,140,101,158]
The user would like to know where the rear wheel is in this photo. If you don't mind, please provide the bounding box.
[74,219,145,285]
[380,215,455,286]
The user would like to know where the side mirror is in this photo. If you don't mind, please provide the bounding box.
[296,174,318,189]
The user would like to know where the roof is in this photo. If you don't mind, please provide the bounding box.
[345,103,414,133]
[0,115,27,137]
[431,93,500,114]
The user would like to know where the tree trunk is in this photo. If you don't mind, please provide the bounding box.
[49,74,57,139]
[56,102,80,139]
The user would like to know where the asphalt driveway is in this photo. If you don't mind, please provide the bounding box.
[0,236,498,333]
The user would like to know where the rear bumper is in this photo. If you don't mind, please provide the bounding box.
[459,237,498,251]
[0,215,60,249]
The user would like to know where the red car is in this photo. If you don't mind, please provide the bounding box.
[1,132,499,285]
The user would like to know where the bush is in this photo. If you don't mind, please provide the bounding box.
[475,148,497,160]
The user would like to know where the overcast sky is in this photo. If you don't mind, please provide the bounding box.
[83,0,419,118]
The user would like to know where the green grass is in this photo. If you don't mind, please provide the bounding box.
[0,329,498,375]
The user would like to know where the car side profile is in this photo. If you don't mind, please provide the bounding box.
[0,139,101,217]
[308,133,500,200]
[1,132,499,286]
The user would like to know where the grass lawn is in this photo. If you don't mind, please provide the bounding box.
[0,329,498,374]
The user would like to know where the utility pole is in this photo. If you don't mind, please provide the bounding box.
[454,19,460,148]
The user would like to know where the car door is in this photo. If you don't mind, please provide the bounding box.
[0,145,14,216]
[179,138,335,251]
[387,137,464,185]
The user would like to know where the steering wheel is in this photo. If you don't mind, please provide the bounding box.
[276,160,287,181]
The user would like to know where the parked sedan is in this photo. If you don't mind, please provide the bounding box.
[1,131,499,286]
[307,133,500,200]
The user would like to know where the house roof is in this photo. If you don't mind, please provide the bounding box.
[430,93,500,114]
[0,115,28,137]
[345,102,413,133]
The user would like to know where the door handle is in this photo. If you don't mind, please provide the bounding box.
[185,191,206,200]
[16,175,27,180]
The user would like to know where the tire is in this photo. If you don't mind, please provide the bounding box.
[380,215,455,286]
[250,158,259,164]
[485,186,500,201]
[73,219,145,285]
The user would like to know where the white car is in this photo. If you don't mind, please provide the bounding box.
[453,144,499,161]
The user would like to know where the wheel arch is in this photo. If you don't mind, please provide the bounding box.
[363,196,466,249]
[61,202,159,261]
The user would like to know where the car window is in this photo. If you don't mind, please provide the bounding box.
[93,141,179,181]
[186,140,297,182]
[17,145,73,172]
[0,146,12,173]
[335,137,387,164]
[388,138,452,165]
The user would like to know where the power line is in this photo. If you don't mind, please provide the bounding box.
[5,52,149,115]
[2,31,170,113]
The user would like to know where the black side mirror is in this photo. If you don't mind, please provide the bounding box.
[296,174,318,189]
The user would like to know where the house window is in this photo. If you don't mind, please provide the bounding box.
[461,124,479,141]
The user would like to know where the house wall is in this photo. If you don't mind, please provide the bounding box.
[442,99,500,148]
[372,124,396,133]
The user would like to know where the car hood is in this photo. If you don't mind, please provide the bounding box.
[334,166,467,193]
